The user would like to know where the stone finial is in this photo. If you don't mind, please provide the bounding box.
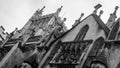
[99,10,103,18]
[72,13,84,27]
[93,4,102,14]
[38,6,45,14]
[40,6,45,12]
[113,6,119,15]
[56,6,63,15]
[35,6,45,15]
[61,18,66,26]
[78,13,84,21]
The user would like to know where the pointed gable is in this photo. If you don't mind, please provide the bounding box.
[61,14,110,42]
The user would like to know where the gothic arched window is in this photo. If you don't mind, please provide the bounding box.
[74,24,89,41]
[90,37,104,56]
[83,37,106,68]
[108,22,119,40]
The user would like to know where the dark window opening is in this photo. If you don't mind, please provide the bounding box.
[74,24,89,41]
[89,37,104,56]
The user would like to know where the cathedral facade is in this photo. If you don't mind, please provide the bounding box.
[0,4,120,68]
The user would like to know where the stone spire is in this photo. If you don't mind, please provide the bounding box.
[37,6,45,15]
[113,6,119,15]
[55,6,63,15]
[106,6,119,29]
[99,10,103,18]
[31,6,45,20]
[93,4,102,14]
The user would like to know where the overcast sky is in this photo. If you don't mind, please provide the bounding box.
[0,0,120,33]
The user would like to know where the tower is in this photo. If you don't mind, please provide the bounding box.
[106,6,119,29]
[0,6,67,68]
